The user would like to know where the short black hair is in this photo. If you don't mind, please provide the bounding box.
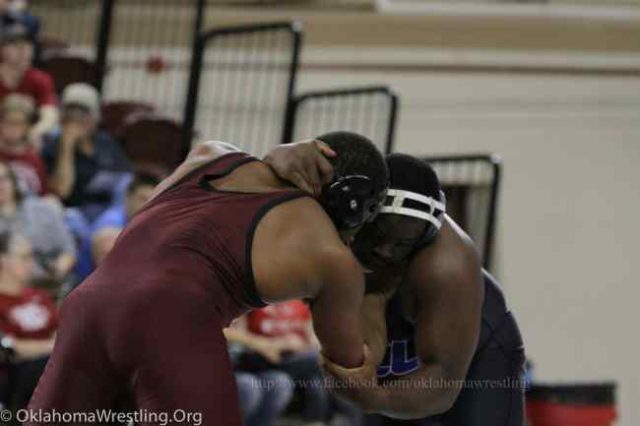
[127,172,161,195]
[315,131,389,194]
[386,153,441,199]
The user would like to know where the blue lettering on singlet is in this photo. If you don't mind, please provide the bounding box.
[377,291,422,378]
[377,339,421,378]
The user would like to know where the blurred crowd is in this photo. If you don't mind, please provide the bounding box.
[0,2,357,425]
[0,0,160,416]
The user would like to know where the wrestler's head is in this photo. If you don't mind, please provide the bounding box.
[315,131,389,242]
[354,153,445,275]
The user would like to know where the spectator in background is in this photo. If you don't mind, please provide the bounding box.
[0,160,75,283]
[92,172,159,233]
[234,370,294,426]
[0,24,56,140]
[0,232,56,410]
[0,94,47,196]
[225,320,295,426]
[0,0,39,39]
[43,83,131,222]
[74,173,159,282]
[242,301,334,424]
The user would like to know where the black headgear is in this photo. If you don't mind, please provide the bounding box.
[321,175,386,230]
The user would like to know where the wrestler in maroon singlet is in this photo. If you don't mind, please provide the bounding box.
[27,134,389,426]
[29,152,296,424]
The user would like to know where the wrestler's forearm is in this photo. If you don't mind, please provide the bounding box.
[360,293,388,365]
[373,364,462,419]
[312,250,367,369]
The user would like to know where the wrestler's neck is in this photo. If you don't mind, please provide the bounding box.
[213,160,296,193]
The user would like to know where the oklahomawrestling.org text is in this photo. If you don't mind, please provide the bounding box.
[5,409,203,425]
[4,379,523,423]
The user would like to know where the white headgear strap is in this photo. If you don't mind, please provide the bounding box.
[379,189,446,229]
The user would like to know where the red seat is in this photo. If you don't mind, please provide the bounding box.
[100,101,155,138]
[119,114,185,173]
[41,55,99,95]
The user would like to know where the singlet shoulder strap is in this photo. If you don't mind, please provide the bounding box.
[197,152,259,187]
[159,152,256,196]
[142,152,257,209]
[182,151,257,187]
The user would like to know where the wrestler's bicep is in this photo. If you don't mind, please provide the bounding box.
[360,293,389,367]
[412,252,483,379]
[310,246,366,369]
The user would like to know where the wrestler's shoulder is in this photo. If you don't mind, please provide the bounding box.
[406,217,482,291]
[413,217,478,265]
[146,141,242,203]
[185,140,242,165]
[263,195,341,243]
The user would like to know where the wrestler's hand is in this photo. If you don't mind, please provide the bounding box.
[61,121,85,148]
[320,345,384,412]
[263,139,336,197]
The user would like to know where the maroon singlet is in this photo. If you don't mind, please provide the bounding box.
[27,152,307,425]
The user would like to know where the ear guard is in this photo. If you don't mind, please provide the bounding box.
[379,189,447,248]
[321,175,386,230]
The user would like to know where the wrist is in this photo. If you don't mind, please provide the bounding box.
[320,351,364,373]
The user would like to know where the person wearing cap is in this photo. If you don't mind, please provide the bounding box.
[0,94,47,195]
[1,0,39,39]
[0,23,55,140]
[42,83,131,221]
